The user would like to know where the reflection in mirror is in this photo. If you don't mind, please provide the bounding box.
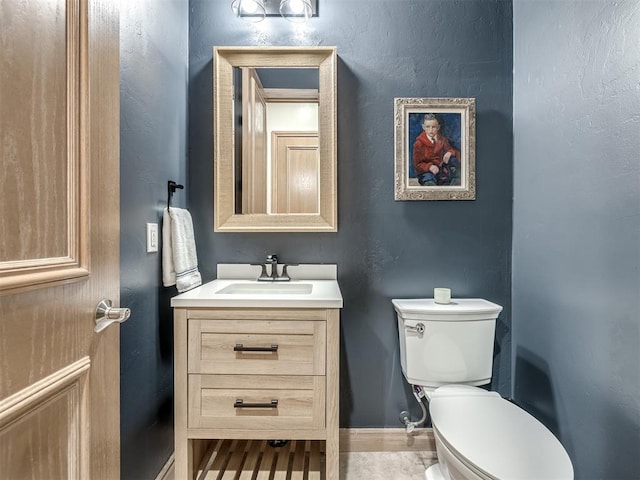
[214,46,337,232]
[233,67,320,215]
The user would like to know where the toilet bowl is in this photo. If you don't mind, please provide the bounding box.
[392,298,574,480]
[425,385,573,480]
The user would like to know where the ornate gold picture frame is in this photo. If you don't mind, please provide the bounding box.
[394,97,476,200]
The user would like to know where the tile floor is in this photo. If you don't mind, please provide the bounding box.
[339,451,437,480]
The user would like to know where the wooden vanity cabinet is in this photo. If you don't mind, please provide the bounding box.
[174,307,340,479]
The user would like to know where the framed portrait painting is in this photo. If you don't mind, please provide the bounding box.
[394,97,476,200]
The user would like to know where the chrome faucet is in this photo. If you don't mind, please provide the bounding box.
[255,254,295,282]
[266,254,279,280]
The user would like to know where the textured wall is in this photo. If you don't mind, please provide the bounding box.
[119,0,188,478]
[189,0,513,427]
[512,1,640,478]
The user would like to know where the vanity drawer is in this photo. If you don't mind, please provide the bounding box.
[188,374,325,430]
[188,319,326,376]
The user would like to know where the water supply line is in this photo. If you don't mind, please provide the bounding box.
[399,385,428,433]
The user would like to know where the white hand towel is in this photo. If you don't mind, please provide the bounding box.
[162,207,202,292]
[162,208,176,287]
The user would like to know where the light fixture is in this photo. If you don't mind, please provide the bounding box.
[231,0,267,22]
[279,0,313,22]
[232,0,317,23]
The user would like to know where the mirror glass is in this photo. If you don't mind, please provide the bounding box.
[232,67,320,215]
[214,47,337,232]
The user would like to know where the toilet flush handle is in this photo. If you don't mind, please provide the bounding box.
[405,322,425,335]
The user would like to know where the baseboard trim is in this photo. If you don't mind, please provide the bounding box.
[339,427,436,453]
[154,453,174,480]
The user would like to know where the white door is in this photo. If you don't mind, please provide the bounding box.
[0,0,121,478]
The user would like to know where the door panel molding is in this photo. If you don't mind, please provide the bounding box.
[0,0,89,295]
[271,131,319,214]
[0,357,90,479]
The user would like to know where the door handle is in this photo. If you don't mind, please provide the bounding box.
[94,299,131,333]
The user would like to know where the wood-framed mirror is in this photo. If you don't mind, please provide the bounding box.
[213,46,337,232]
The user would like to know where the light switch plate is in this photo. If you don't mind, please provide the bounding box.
[146,223,158,253]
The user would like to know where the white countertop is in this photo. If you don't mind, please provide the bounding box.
[171,264,343,309]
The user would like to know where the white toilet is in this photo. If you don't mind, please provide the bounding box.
[393,298,574,480]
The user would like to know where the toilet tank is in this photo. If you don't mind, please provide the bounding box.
[392,298,503,389]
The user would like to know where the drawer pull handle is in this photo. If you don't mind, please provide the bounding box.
[234,399,279,409]
[234,344,279,353]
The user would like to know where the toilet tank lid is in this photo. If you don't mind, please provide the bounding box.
[430,394,574,479]
[392,298,502,320]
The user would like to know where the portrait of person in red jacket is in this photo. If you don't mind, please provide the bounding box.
[412,113,461,186]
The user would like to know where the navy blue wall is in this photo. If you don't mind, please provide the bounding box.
[512,1,640,478]
[119,0,188,478]
[189,0,513,427]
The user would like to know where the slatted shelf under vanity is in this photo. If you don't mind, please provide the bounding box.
[197,439,326,480]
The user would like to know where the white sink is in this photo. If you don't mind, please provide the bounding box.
[171,264,343,308]
[215,282,313,295]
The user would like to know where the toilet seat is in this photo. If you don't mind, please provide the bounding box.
[430,386,574,480]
